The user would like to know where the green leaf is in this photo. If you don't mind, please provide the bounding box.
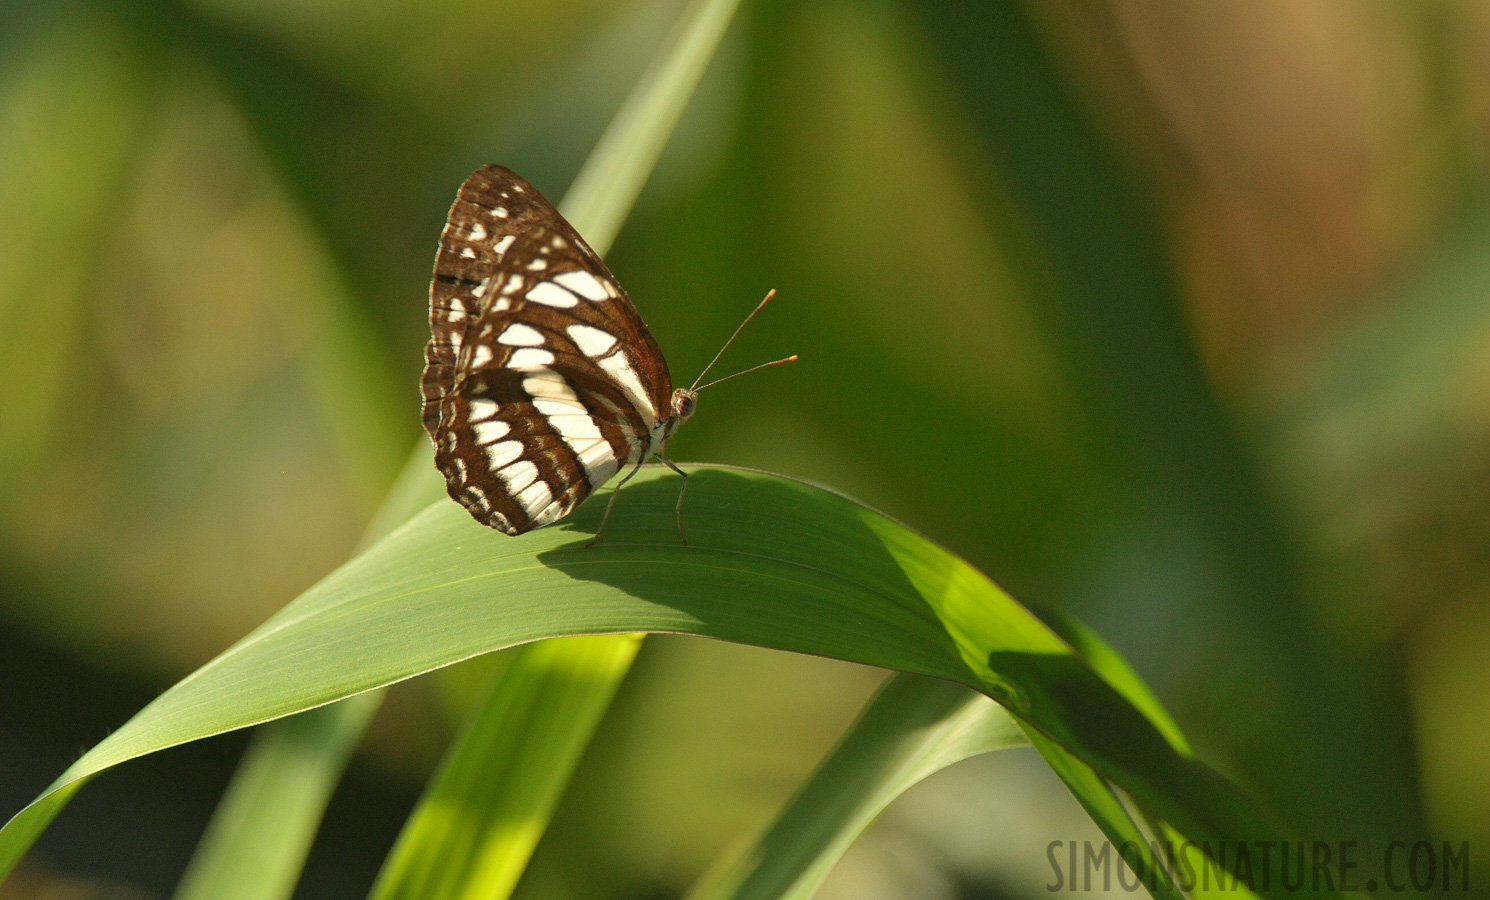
[560,0,746,255]
[159,0,748,892]
[0,20,146,485]
[167,447,445,900]
[1021,729,1185,900]
[369,635,642,900]
[683,631,1186,900]
[1042,612,1189,755]
[1,466,1331,899]
[1018,616,1190,899]
[171,691,382,900]
[685,673,1026,900]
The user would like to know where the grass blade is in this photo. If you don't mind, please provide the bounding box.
[159,0,747,894]
[368,635,642,900]
[560,0,746,254]
[690,621,1194,900]
[171,692,382,900]
[167,449,445,900]
[685,673,1025,900]
[1,466,1337,899]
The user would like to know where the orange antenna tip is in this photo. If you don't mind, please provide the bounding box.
[693,353,797,392]
[688,289,786,392]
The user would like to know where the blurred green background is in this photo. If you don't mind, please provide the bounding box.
[2,0,1488,897]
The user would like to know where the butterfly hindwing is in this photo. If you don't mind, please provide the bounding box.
[421,165,674,535]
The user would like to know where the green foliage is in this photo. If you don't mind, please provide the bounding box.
[370,636,643,900]
[4,466,1319,898]
[686,674,1028,900]
[4,0,1471,897]
[172,692,382,900]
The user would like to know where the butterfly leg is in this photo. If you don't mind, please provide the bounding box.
[655,454,689,546]
[586,458,646,548]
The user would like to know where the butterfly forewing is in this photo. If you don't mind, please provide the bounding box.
[422,165,675,534]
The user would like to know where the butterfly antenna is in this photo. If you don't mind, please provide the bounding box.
[693,355,798,392]
[689,289,780,392]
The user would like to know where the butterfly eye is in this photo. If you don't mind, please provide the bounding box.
[673,390,697,421]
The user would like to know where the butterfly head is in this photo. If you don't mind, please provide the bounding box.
[670,388,698,425]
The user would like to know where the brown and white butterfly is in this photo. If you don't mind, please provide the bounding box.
[421,165,792,543]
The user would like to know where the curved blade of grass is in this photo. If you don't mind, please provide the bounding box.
[169,691,382,900]
[685,673,1027,900]
[1022,728,1182,900]
[162,0,745,894]
[560,0,744,255]
[2,466,1334,899]
[1040,613,1189,755]
[170,449,442,900]
[690,638,1187,900]
[1017,612,1190,900]
[368,635,642,900]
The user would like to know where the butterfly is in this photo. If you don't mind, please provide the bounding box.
[420,165,793,544]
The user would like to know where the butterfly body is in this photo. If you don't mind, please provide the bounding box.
[421,165,692,536]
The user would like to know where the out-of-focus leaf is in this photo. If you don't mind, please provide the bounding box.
[167,442,447,900]
[0,20,145,486]
[170,691,382,900]
[562,0,745,253]
[689,620,1194,900]
[686,673,1026,900]
[1021,730,1184,900]
[905,0,1418,842]
[369,635,642,900]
